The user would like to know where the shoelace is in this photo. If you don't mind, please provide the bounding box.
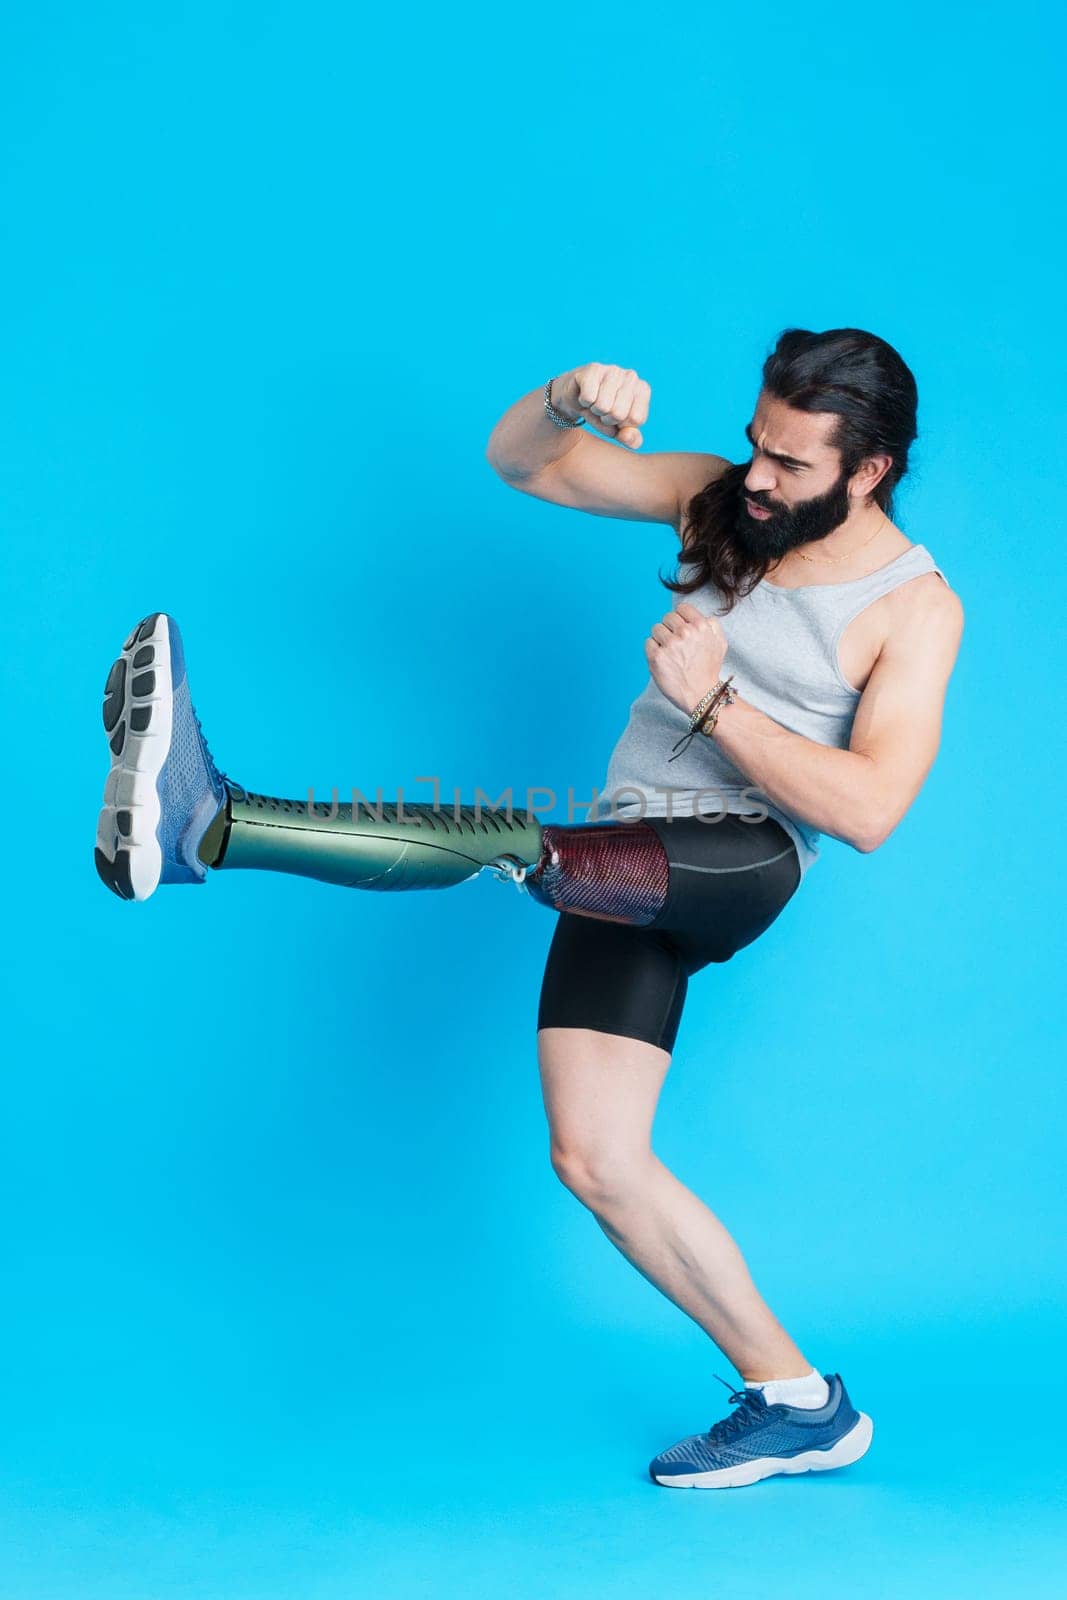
[705,1373,769,1441]
[193,704,228,789]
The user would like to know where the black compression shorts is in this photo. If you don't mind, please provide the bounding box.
[536,812,802,1055]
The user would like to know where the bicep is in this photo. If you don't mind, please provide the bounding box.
[848,585,965,838]
[519,437,732,534]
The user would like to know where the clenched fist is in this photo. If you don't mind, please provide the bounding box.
[645,601,729,717]
[551,363,651,449]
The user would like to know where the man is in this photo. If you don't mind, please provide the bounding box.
[95,327,964,1489]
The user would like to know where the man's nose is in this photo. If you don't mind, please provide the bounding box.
[745,459,777,494]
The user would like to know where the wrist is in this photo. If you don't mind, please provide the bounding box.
[685,672,730,721]
[701,690,740,740]
[547,374,583,425]
[666,672,736,763]
[694,674,738,739]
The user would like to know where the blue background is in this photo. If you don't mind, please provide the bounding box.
[1,3,1063,1595]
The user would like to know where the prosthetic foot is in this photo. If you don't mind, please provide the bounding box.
[95,612,228,901]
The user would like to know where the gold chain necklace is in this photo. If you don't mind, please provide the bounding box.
[792,509,890,565]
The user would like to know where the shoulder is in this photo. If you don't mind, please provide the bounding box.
[895,555,965,633]
[880,557,965,671]
[675,454,735,548]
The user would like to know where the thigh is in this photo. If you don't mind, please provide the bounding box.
[537,909,689,1055]
[645,812,802,972]
[537,1024,671,1160]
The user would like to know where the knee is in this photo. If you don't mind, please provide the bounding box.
[549,1139,648,1212]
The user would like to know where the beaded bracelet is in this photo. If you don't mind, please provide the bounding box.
[668,675,737,762]
[687,683,721,728]
[697,682,738,737]
[544,377,586,430]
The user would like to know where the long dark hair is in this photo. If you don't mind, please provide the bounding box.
[664,327,919,611]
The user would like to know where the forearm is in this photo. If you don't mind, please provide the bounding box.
[485,377,585,482]
[707,695,883,852]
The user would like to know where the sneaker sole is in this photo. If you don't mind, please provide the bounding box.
[651,1411,874,1489]
[94,612,175,902]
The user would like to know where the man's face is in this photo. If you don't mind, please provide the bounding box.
[735,393,854,561]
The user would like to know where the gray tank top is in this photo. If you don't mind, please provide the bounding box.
[589,542,949,879]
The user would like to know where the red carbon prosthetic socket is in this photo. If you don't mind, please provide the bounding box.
[521,821,670,926]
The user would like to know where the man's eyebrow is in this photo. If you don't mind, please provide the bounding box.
[744,421,814,468]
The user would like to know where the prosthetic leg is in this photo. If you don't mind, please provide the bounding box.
[199,783,670,927]
[94,611,670,925]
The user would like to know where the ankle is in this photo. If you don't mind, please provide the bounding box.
[741,1366,830,1410]
[739,1362,813,1384]
[196,789,232,868]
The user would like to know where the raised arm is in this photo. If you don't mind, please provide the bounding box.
[486,364,731,538]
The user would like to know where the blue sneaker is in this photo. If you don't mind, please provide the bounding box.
[649,1373,873,1489]
[95,613,228,901]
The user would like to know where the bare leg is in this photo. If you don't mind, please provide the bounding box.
[538,1025,812,1381]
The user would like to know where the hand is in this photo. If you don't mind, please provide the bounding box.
[552,363,650,449]
[645,601,729,716]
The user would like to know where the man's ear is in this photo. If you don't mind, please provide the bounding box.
[851,453,893,497]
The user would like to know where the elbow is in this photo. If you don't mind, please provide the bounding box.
[485,443,528,486]
[484,428,506,477]
[848,761,902,853]
[850,807,897,854]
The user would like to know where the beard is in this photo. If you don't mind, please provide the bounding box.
[733,467,854,563]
